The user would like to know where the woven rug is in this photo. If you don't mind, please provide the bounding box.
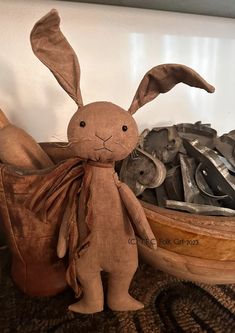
[0,249,235,333]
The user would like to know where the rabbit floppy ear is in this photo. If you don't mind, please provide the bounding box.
[30,9,83,106]
[128,64,215,115]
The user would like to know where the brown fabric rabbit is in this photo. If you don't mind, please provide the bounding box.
[29,9,215,313]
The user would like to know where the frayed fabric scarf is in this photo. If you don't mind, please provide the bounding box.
[25,158,86,296]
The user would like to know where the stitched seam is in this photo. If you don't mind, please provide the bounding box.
[0,165,27,291]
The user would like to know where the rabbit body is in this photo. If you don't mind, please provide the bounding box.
[78,164,137,267]
[30,9,215,313]
[63,102,155,313]
[73,163,139,313]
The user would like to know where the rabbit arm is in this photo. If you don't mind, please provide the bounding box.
[114,173,157,250]
[57,218,68,258]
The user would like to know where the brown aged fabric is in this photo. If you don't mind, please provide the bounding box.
[0,109,60,296]
[30,9,83,107]
[0,158,84,296]
[26,9,215,314]
[128,64,215,115]
[39,142,77,164]
[26,158,84,296]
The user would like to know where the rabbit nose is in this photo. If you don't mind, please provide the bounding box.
[95,133,112,142]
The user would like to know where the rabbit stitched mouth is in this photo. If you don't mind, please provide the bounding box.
[94,134,113,152]
[94,146,113,152]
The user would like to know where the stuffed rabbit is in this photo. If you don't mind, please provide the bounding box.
[30,9,214,313]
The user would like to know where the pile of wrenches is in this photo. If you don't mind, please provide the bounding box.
[118,122,235,216]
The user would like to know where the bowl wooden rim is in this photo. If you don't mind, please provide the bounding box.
[138,239,235,284]
[141,201,235,239]
[140,201,235,261]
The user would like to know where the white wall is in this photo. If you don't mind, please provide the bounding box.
[0,0,234,141]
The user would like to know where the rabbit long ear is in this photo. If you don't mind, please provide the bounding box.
[128,64,215,115]
[30,9,83,106]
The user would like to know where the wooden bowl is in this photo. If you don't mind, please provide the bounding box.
[138,201,235,284]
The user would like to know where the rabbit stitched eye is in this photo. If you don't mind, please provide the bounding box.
[122,125,128,132]
[80,121,86,127]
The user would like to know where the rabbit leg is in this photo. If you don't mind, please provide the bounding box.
[107,270,144,311]
[68,271,104,314]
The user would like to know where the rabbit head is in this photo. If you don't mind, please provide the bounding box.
[30,9,215,163]
[67,102,138,162]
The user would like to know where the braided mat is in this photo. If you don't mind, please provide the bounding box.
[0,251,235,333]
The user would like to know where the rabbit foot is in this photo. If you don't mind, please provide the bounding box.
[68,300,103,314]
[107,295,144,311]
